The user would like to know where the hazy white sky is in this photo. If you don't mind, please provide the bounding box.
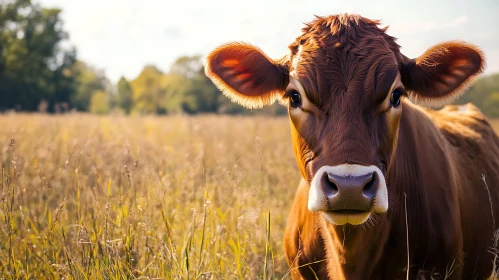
[39,0,499,83]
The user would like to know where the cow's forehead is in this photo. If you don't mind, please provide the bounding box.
[288,14,400,68]
[287,15,401,106]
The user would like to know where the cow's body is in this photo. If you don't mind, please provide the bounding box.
[204,13,499,279]
[285,101,499,279]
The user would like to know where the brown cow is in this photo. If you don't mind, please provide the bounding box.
[204,14,499,279]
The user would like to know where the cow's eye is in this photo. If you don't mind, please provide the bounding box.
[390,90,402,107]
[288,90,302,108]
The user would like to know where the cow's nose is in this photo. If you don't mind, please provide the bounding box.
[321,171,378,212]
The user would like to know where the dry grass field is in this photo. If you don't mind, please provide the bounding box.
[1,114,499,279]
[0,113,300,279]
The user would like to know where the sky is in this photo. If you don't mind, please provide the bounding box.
[38,0,499,84]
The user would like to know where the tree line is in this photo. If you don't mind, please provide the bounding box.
[0,0,285,116]
[116,58,285,116]
[455,73,499,117]
[0,0,498,117]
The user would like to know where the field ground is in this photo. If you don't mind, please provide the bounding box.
[1,114,499,279]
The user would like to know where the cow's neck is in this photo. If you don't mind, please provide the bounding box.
[319,208,397,278]
[319,101,445,278]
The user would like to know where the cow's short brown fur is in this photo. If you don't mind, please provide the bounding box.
[205,14,499,279]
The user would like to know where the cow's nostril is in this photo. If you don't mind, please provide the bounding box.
[322,172,338,194]
[362,172,377,199]
[363,173,375,191]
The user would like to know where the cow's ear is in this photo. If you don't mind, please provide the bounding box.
[399,41,485,107]
[205,42,289,109]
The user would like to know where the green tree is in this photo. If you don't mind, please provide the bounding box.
[71,61,108,111]
[159,73,191,114]
[486,92,499,117]
[116,77,133,114]
[89,90,110,114]
[0,0,76,111]
[130,65,163,114]
[170,55,203,79]
[169,56,220,113]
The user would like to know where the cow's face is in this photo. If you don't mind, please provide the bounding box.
[205,14,484,225]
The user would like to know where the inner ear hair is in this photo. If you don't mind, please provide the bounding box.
[204,42,289,109]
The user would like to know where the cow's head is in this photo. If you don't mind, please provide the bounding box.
[205,14,484,225]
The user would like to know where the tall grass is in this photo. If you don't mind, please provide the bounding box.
[0,113,298,279]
